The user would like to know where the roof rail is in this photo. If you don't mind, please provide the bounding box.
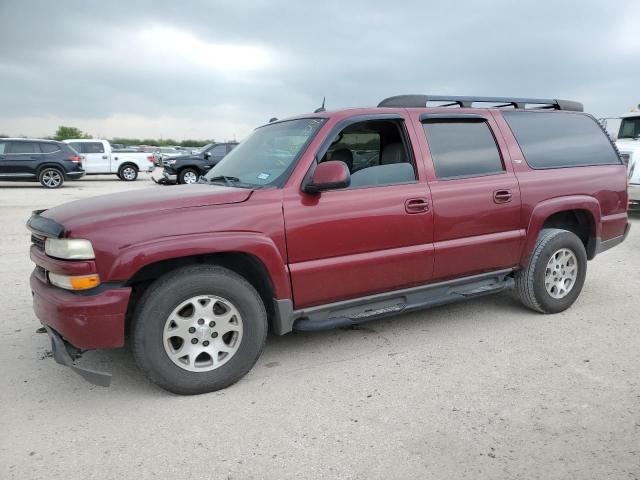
[377,95,583,112]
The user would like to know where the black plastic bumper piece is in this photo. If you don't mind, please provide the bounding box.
[44,326,112,387]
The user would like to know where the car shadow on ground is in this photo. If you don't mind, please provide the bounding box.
[61,290,530,397]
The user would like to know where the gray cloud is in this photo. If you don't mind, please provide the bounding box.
[0,0,638,139]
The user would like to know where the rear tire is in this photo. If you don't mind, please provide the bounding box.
[516,228,587,313]
[38,167,64,188]
[132,265,268,395]
[179,168,199,184]
[118,165,138,181]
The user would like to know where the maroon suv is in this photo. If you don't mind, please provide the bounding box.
[27,95,630,394]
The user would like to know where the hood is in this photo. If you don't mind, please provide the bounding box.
[42,184,253,232]
[616,138,640,151]
[168,153,202,162]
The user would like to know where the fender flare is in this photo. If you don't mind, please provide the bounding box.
[521,195,601,265]
[108,231,292,299]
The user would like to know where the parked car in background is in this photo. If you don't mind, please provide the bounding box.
[614,112,640,210]
[28,94,629,394]
[0,138,84,188]
[64,139,155,181]
[151,142,238,184]
[152,146,186,166]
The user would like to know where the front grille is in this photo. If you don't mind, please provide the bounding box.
[31,234,45,250]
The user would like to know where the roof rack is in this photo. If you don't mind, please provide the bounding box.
[377,95,583,112]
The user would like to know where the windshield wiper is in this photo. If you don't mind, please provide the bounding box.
[207,175,241,186]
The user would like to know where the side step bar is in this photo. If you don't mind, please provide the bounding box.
[292,269,514,332]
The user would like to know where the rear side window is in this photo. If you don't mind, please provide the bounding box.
[68,142,83,154]
[84,142,105,154]
[40,143,61,153]
[503,111,621,169]
[6,142,41,154]
[422,121,504,179]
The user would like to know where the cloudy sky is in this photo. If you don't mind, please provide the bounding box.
[0,0,638,141]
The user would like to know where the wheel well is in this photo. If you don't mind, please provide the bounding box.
[36,163,64,175]
[541,209,594,248]
[118,162,138,172]
[124,253,276,334]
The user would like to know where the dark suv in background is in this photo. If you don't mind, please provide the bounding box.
[154,142,238,184]
[0,139,85,188]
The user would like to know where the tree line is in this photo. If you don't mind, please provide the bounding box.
[0,126,216,147]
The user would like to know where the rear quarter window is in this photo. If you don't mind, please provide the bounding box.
[40,143,61,153]
[502,111,621,169]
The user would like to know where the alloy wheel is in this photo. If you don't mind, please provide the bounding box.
[544,248,578,299]
[163,295,243,372]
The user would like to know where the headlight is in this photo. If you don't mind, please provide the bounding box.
[45,238,95,260]
[165,159,177,166]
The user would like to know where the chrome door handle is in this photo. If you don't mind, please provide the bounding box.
[405,198,430,213]
[493,189,513,203]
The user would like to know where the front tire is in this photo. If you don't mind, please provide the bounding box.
[38,168,64,188]
[132,265,268,395]
[516,228,587,313]
[118,165,138,181]
[179,168,199,184]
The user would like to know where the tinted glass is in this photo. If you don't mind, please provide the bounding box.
[84,142,105,153]
[618,116,640,139]
[423,121,504,179]
[0,142,5,154]
[40,143,60,153]
[209,144,227,156]
[68,142,83,154]
[6,142,40,154]
[503,111,621,169]
[205,118,325,188]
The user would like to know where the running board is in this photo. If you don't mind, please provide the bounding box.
[292,269,514,332]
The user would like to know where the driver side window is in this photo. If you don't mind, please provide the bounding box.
[321,120,416,188]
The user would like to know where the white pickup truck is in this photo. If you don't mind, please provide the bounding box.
[608,112,640,210]
[63,139,155,181]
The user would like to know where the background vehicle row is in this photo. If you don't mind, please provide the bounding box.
[0,138,84,188]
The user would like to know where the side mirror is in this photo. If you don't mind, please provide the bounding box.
[204,152,211,160]
[303,161,350,194]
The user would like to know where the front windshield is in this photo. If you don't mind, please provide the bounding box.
[195,143,214,154]
[204,118,325,188]
[618,117,640,139]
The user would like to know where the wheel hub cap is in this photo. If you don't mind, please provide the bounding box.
[544,248,578,299]
[163,295,243,372]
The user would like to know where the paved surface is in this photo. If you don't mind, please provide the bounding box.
[1,175,638,480]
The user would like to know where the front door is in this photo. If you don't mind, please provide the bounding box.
[283,117,434,308]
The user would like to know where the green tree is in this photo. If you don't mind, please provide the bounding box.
[53,126,91,141]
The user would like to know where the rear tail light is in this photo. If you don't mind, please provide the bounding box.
[147,155,154,163]
[68,155,82,163]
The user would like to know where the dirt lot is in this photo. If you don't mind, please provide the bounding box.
[1,175,638,480]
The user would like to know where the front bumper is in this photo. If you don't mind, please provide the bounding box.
[44,326,112,387]
[628,184,640,209]
[30,271,131,350]
[151,166,176,184]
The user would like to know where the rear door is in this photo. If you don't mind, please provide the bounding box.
[81,141,109,173]
[410,110,523,280]
[3,141,42,178]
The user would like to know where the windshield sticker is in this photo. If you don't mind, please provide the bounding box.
[257,172,270,180]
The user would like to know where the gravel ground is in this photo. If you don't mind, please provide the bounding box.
[1,175,638,480]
